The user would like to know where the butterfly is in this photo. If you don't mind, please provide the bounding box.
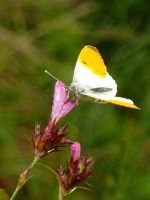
[69,45,139,109]
[45,45,139,109]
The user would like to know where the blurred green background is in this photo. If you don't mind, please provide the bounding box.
[0,0,150,199]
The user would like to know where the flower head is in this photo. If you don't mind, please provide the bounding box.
[57,142,94,196]
[51,81,76,123]
[32,81,76,158]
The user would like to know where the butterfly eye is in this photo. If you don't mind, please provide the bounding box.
[83,61,87,65]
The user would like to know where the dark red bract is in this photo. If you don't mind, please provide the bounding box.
[57,142,94,195]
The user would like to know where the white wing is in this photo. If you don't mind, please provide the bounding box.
[80,92,139,109]
[71,60,117,97]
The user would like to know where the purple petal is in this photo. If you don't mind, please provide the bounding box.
[51,81,68,120]
[51,81,76,123]
[71,142,81,162]
[57,100,76,122]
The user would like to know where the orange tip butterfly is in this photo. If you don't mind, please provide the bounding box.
[45,45,139,109]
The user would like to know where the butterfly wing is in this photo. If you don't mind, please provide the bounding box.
[73,45,107,80]
[80,92,139,109]
[105,97,139,109]
[71,45,139,109]
[71,45,117,97]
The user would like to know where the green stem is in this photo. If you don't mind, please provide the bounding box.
[30,156,39,169]
[59,183,65,200]
[10,156,39,200]
[9,185,20,200]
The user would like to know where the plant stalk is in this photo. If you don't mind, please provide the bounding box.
[10,156,39,200]
[59,183,66,200]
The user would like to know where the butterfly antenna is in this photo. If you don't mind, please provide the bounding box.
[45,69,72,93]
[45,69,59,81]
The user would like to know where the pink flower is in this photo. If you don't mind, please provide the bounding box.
[32,81,76,158]
[57,142,94,196]
[51,81,76,123]
[70,142,81,162]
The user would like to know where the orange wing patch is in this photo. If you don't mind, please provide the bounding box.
[78,45,107,77]
[107,99,139,109]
